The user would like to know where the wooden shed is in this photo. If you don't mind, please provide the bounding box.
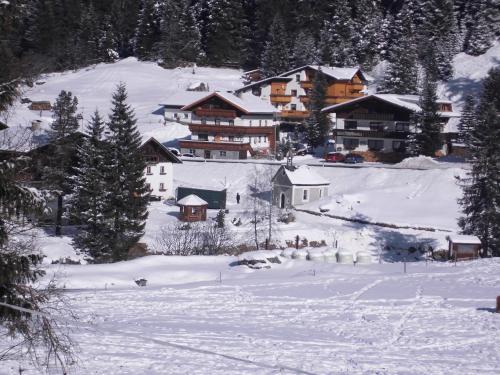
[177,194,208,222]
[447,234,481,260]
[29,101,52,111]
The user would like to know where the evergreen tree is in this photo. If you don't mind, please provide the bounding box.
[105,84,149,261]
[76,2,101,65]
[457,94,476,147]
[260,14,290,77]
[305,68,328,148]
[49,90,80,142]
[410,72,442,156]
[352,0,383,70]
[378,5,419,95]
[134,0,161,60]
[459,69,500,256]
[72,111,111,261]
[292,31,318,67]
[463,0,497,56]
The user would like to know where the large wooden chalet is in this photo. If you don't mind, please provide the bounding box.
[322,94,459,159]
[163,91,278,159]
[234,65,368,129]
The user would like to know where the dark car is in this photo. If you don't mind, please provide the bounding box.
[325,152,345,163]
[182,153,195,158]
[344,153,364,164]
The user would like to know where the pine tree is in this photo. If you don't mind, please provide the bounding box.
[72,111,111,261]
[305,68,328,148]
[411,72,442,156]
[105,84,149,262]
[134,0,161,60]
[457,94,476,147]
[260,14,290,77]
[458,69,500,256]
[378,6,419,94]
[352,0,383,70]
[463,0,496,56]
[292,31,318,67]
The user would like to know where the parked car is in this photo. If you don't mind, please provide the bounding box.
[325,152,345,163]
[294,143,311,156]
[149,195,162,202]
[168,147,181,156]
[344,153,364,164]
[182,152,195,158]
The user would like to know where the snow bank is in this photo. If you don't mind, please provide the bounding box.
[394,156,443,169]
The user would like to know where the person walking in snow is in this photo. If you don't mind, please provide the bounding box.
[236,193,240,204]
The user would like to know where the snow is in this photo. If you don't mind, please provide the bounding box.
[177,194,208,206]
[161,91,211,107]
[394,156,443,170]
[279,165,330,186]
[181,91,277,114]
[448,234,482,245]
[279,64,362,81]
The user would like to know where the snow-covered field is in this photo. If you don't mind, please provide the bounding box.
[2,256,499,374]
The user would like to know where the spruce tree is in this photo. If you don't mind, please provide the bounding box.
[463,0,496,56]
[105,84,149,262]
[459,68,500,256]
[411,72,442,156]
[134,0,161,60]
[306,68,328,149]
[72,111,111,261]
[457,94,476,147]
[352,0,383,70]
[292,31,318,67]
[260,14,290,77]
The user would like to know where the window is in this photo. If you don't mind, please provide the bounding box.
[145,183,152,192]
[368,139,384,151]
[369,122,384,131]
[395,122,410,132]
[228,136,234,142]
[345,120,357,130]
[295,74,300,82]
[183,113,188,119]
[253,137,257,144]
[191,207,197,214]
[252,88,262,96]
[160,166,166,175]
[228,120,234,126]
[198,133,208,141]
[259,120,262,126]
[393,141,407,152]
[258,136,262,143]
[249,120,252,126]
[343,138,359,150]
[319,189,322,198]
[220,151,226,156]
[201,118,207,125]
[291,104,297,111]
[159,183,165,191]
[264,120,267,126]
[303,189,309,201]
[189,149,195,155]
[291,89,297,97]
[215,119,221,125]
[146,166,152,175]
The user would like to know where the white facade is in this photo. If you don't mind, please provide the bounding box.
[144,162,174,199]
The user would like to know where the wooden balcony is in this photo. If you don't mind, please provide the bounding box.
[300,81,313,89]
[270,94,292,104]
[280,110,309,119]
[188,123,276,136]
[194,108,237,118]
[179,139,253,152]
[334,129,410,139]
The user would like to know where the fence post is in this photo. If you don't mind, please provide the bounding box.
[295,235,299,249]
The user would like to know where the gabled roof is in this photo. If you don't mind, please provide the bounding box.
[177,194,208,206]
[234,76,293,93]
[180,91,277,114]
[273,165,330,186]
[279,65,367,81]
[322,94,457,114]
[140,137,182,164]
[447,234,482,245]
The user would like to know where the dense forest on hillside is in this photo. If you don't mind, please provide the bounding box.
[0,0,498,107]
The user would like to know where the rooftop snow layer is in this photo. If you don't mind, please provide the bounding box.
[283,165,330,186]
[177,194,208,206]
[161,91,213,107]
[447,234,482,244]
[180,91,277,114]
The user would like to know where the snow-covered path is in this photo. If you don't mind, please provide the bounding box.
[5,258,498,374]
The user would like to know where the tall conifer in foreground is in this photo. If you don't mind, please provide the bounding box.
[458,68,500,256]
[105,84,149,261]
[457,94,476,147]
[72,111,111,261]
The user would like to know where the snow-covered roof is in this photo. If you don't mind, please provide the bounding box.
[447,234,482,244]
[177,194,208,206]
[234,76,293,93]
[279,65,366,81]
[181,91,277,114]
[443,117,461,133]
[323,94,455,114]
[161,91,211,108]
[276,165,330,186]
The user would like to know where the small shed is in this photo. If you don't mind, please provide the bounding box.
[272,165,330,209]
[176,186,226,209]
[447,234,481,260]
[177,194,208,222]
[29,101,52,111]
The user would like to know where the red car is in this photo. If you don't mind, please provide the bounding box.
[325,152,345,162]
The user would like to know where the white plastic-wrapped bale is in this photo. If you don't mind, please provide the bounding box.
[356,251,372,264]
[307,248,325,261]
[337,251,354,264]
[323,249,337,263]
[292,249,308,260]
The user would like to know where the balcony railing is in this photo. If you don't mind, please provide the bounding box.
[270,94,292,104]
[194,108,237,118]
[300,81,313,88]
[280,110,309,119]
[334,129,410,139]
